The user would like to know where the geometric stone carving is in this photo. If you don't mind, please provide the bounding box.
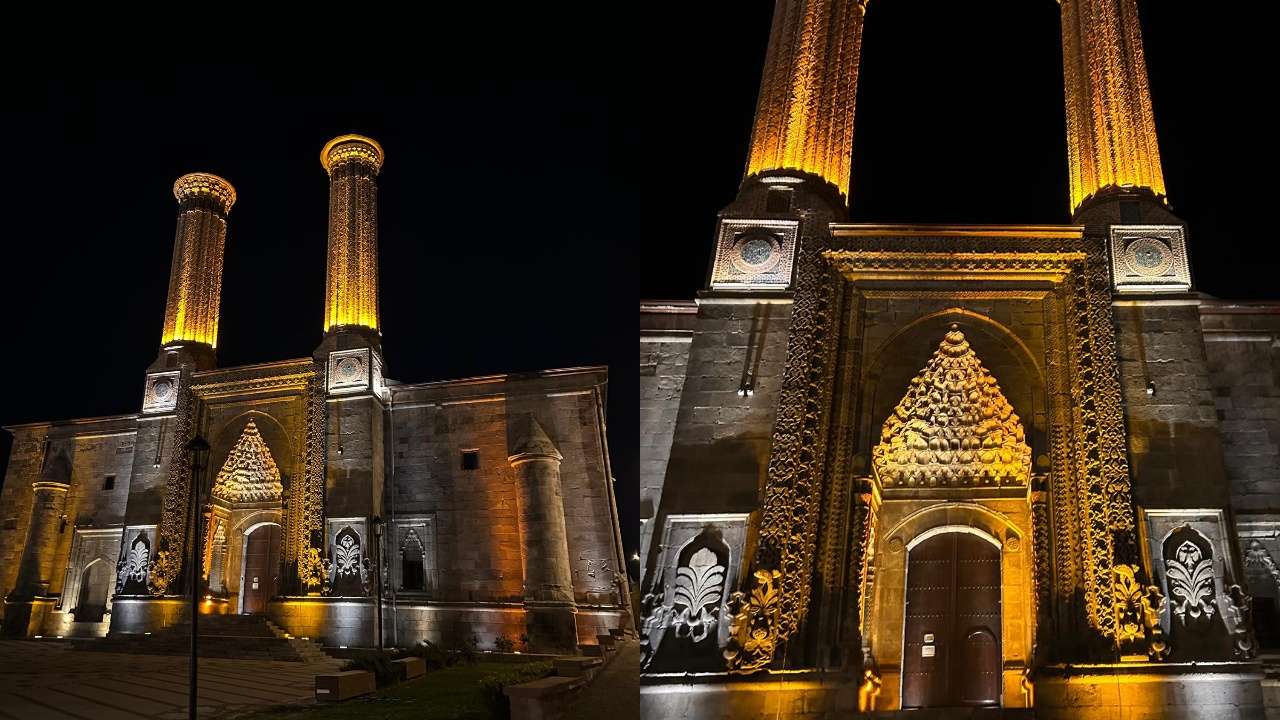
[327,348,371,394]
[1108,225,1191,293]
[142,371,181,414]
[210,419,283,504]
[872,325,1031,488]
[709,218,799,289]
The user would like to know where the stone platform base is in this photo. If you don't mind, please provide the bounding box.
[1033,662,1267,720]
[641,671,859,719]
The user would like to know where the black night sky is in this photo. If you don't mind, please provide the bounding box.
[634,0,1276,303]
[0,4,1275,590]
[0,14,639,576]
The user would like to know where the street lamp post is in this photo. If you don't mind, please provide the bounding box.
[185,435,211,720]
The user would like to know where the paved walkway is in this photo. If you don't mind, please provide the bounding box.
[559,638,639,720]
[0,638,344,719]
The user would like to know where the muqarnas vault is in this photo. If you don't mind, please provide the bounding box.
[0,135,630,655]
[639,1,1278,718]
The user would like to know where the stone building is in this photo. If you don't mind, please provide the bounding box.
[0,134,630,655]
[639,1,1277,718]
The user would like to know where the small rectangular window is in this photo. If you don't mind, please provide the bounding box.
[461,450,480,471]
[765,188,792,213]
[103,475,115,490]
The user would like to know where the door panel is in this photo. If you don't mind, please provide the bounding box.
[901,531,1001,708]
[242,524,280,614]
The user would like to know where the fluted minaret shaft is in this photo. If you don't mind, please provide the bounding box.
[1060,0,1166,213]
[160,174,235,348]
[321,135,383,333]
[745,0,866,203]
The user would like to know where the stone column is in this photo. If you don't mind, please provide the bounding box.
[320,134,383,337]
[745,0,867,202]
[160,173,236,354]
[2,481,70,636]
[508,416,578,654]
[1060,0,1166,213]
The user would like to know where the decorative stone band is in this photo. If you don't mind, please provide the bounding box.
[508,449,564,466]
[321,134,384,173]
[30,481,70,493]
[172,172,236,213]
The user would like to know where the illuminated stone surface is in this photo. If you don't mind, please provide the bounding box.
[160,172,235,348]
[0,140,630,655]
[639,0,1277,716]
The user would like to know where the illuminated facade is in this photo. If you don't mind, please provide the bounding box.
[640,2,1277,718]
[0,135,630,655]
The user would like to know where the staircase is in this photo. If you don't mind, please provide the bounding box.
[73,614,332,662]
[865,710,1035,719]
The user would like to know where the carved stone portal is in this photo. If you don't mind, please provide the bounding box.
[872,325,1031,489]
[210,420,283,504]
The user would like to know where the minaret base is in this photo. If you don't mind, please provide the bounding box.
[0,596,55,637]
[524,601,579,655]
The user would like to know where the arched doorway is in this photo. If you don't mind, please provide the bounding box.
[240,523,281,614]
[75,560,111,623]
[901,530,1001,708]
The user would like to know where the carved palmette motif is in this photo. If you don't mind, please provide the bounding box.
[639,569,670,670]
[1245,540,1280,585]
[1113,564,1168,660]
[671,548,726,643]
[1165,540,1215,622]
[723,567,783,673]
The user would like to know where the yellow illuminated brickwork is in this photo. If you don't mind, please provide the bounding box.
[321,135,383,333]
[1060,0,1166,212]
[160,173,236,348]
[745,0,866,203]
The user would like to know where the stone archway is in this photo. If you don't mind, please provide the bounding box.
[869,505,1032,710]
[240,522,282,614]
[75,559,112,623]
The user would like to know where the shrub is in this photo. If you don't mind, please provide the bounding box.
[444,634,479,665]
[338,649,400,687]
[477,660,556,719]
[393,636,478,669]
[493,634,515,653]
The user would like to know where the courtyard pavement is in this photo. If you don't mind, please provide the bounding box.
[559,637,640,720]
[0,638,344,719]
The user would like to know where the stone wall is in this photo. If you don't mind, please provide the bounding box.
[386,368,624,609]
[1114,300,1234,510]
[639,301,695,565]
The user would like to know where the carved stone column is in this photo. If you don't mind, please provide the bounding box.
[508,416,578,654]
[160,173,235,364]
[1060,0,1166,213]
[320,134,383,339]
[1,481,70,636]
[745,0,867,203]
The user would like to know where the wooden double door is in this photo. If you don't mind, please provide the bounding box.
[901,531,1002,708]
[241,524,280,614]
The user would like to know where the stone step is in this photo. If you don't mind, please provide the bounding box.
[866,709,1035,719]
[73,614,333,662]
